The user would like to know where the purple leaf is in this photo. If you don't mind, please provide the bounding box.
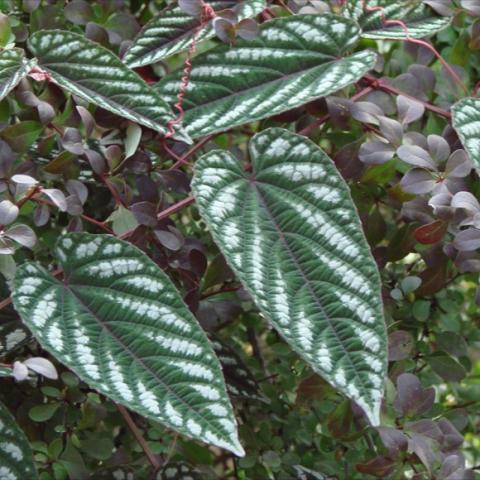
[428,135,450,163]
[378,116,403,145]
[5,224,37,249]
[130,201,157,227]
[24,357,58,380]
[445,150,472,178]
[0,200,19,225]
[388,330,414,361]
[393,373,435,417]
[42,188,67,212]
[376,427,408,457]
[454,228,480,251]
[451,191,480,213]
[359,140,395,164]
[350,101,383,124]
[236,18,259,41]
[397,145,436,169]
[400,168,436,194]
[397,95,425,125]
[178,0,203,17]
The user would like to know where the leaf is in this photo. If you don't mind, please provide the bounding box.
[393,373,435,417]
[11,233,243,456]
[0,120,43,153]
[28,30,190,143]
[344,0,451,40]
[210,336,263,401]
[0,321,30,357]
[192,128,387,425]
[156,461,202,480]
[155,14,376,138]
[452,97,480,167]
[0,48,36,102]
[0,400,38,479]
[124,0,265,68]
[429,353,466,382]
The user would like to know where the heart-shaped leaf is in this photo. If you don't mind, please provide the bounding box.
[452,97,480,167]
[28,31,189,143]
[192,128,387,424]
[124,0,265,68]
[344,0,451,39]
[0,48,36,102]
[0,401,38,479]
[155,14,376,138]
[12,233,243,456]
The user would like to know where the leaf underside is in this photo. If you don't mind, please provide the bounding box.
[155,14,376,138]
[192,128,387,425]
[124,0,265,68]
[27,31,189,143]
[0,401,38,480]
[344,0,451,39]
[452,97,480,167]
[12,233,243,456]
[0,48,36,102]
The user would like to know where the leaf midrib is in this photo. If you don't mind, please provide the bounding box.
[250,181,373,399]
[47,275,230,440]
[180,51,370,122]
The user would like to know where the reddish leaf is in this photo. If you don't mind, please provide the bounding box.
[414,220,447,245]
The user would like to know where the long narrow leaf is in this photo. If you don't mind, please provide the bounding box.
[155,14,376,138]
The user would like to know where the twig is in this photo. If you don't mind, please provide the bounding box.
[363,74,452,119]
[117,404,160,470]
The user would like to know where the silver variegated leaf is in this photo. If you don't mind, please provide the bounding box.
[0,320,30,357]
[157,461,201,480]
[155,14,376,138]
[192,128,387,425]
[124,0,265,68]
[11,233,243,456]
[0,48,36,101]
[344,0,451,39]
[28,31,189,143]
[0,401,38,479]
[210,336,263,401]
[452,97,480,167]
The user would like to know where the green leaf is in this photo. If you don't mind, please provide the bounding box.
[192,128,387,425]
[11,233,243,456]
[0,120,43,152]
[124,0,265,68]
[0,400,38,479]
[344,0,451,39]
[0,48,36,102]
[155,14,376,138]
[452,97,480,167]
[27,31,190,143]
[29,403,60,422]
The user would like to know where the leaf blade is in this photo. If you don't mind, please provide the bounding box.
[344,0,451,39]
[192,128,387,425]
[124,0,265,68]
[27,31,189,143]
[12,233,243,455]
[452,97,480,167]
[0,400,39,479]
[0,48,36,102]
[155,14,376,138]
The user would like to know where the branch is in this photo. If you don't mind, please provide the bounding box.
[117,404,160,470]
[363,74,452,119]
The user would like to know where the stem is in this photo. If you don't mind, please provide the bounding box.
[169,135,214,170]
[116,404,160,470]
[363,74,452,119]
[298,85,374,137]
